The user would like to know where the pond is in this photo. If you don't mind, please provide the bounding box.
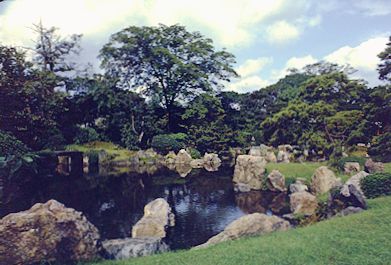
[0,164,290,249]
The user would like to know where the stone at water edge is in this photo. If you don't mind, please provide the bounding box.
[234,183,252,193]
[311,166,342,194]
[290,191,318,215]
[175,149,192,164]
[203,153,222,167]
[132,198,175,239]
[344,162,361,174]
[190,159,204,168]
[0,200,100,265]
[194,213,290,248]
[233,155,267,190]
[267,170,287,192]
[289,178,308,193]
[102,237,169,260]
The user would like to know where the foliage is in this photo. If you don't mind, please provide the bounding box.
[368,132,391,162]
[100,24,238,131]
[31,21,82,73]
[74,126,101,144]
[187,147,201,159]
[0,154,38,182]
[361,173,391,198]
[378,36,391,82]
[0,130,30,156]
[151,134,187,154]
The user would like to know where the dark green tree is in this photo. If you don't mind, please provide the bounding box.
[378,36,391,82]
[99,24,238,131]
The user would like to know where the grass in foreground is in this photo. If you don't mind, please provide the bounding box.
[87,196,391,265]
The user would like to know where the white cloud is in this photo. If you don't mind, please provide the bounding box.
[236,57,273,77]
[271,55,317,80]
[227,76,270,93]
[0,0,301,49]
[266,20,300,44]
[324,37,388,72]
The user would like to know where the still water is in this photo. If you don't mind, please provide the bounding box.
[0,164,290,249]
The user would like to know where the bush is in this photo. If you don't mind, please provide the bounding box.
[0,130,30,156]
[74,126,101,145]
[187,147,201,159]
[336,156,367,171]
[151,133,187,154]
[368,132,391,162]
[361,173,391,198]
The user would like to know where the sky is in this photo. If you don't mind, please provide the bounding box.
[0,0,390,93]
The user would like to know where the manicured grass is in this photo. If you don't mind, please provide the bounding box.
[86,196,391,265]
[265,162,326,182]
[66,141,136,162]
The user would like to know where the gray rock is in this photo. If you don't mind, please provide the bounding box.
[290,191,318,215]
[175,149,192,164]
[311,166,341,194]
[132,198,175,239]
[267,170,287,192]
[365,159,384,173]
[0,200,100,265]
[102,237,169,260]
[344,162,361,174]
[340,171,369,198]
[194,213,290,249]
[338,206,364,217]
[289,182,308,193]
[233,155,267,190]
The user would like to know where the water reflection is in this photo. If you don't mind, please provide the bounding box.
[0,164,289,249]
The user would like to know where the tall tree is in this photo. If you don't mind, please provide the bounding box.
[99,24,238,131]
[31,21,82,74]
[378,36,391,82]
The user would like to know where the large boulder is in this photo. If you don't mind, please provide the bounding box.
[344,162,360,174]
[290,191,318,215]
[0,200,100,265]
[266,170,287,192]
[195,213,290,248]
[365,159,384,174]
[132,198,175,239]
[102,237,169,260]
[175,149,192,164]
[311,166,341,194]
[233,155,267,190]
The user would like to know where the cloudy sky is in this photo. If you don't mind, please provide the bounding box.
[0,0,390,93]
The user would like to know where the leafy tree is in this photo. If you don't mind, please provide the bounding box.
[182,94,235,153]
[378,36,391,82]
[0,45,64,149]
[99,24,238,131]
[31,21,82,74]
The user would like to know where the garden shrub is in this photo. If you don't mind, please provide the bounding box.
[368,132,391,162]
[151,133,187,154]
[187,147,201,159]
[74,126,101,145]
[361,173,391,198]
[0,130,30,156]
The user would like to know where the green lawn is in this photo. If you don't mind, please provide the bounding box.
[66,141,136,162]
[87,196,391,265]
